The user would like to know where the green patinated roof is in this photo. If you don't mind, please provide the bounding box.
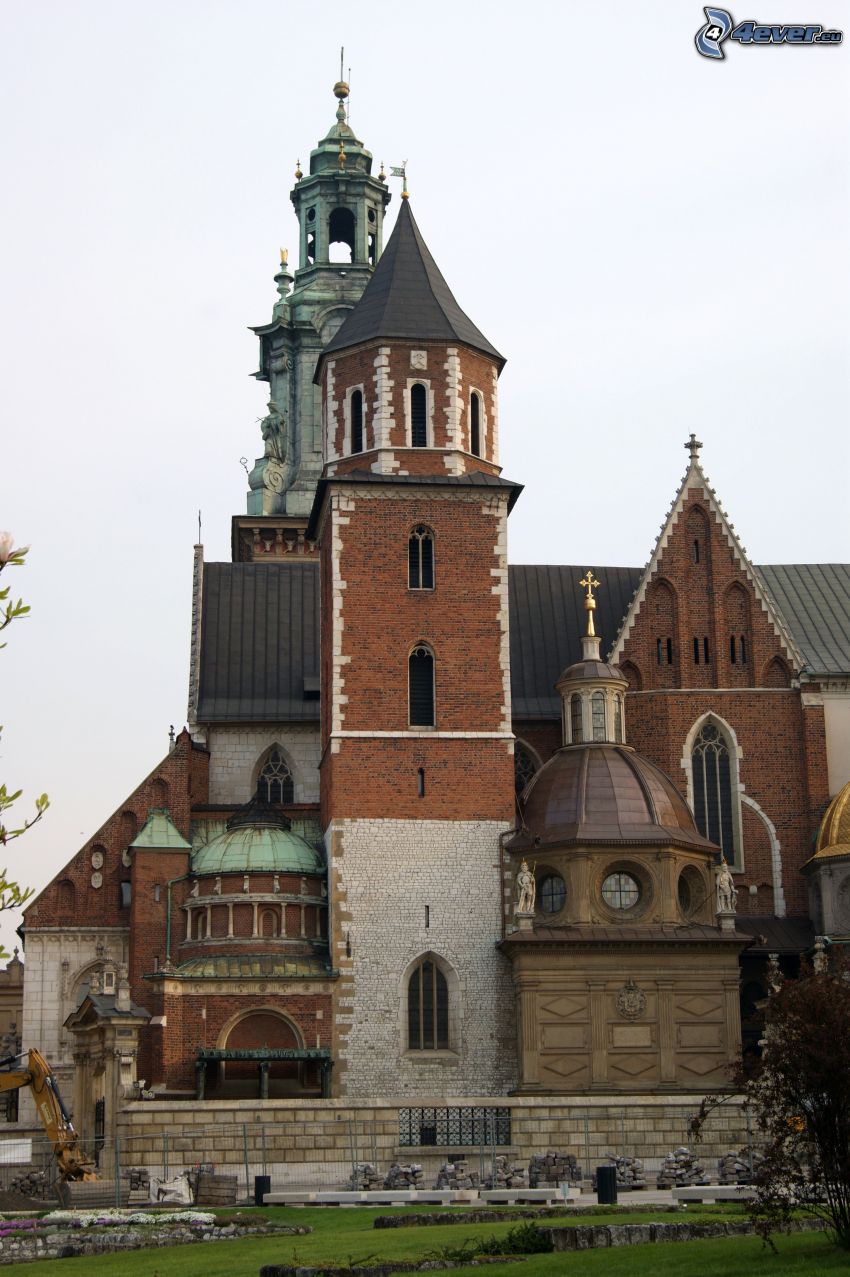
[130,809,191,851]
[191,802,324,877]
[172,954,334,980]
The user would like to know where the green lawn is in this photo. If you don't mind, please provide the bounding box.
[2,1207,845,1277]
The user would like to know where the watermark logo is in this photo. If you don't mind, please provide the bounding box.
[695,7,843,57]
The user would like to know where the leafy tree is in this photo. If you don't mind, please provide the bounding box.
[0,533,43,940]
[692,952,850,1249]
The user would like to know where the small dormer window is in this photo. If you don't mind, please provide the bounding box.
[470,392,481,456]
[411,384,428,447]
[351,390,363,453]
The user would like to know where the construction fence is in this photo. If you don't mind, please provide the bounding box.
[0,1098,754,1203]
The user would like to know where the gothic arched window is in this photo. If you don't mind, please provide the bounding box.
[411,384,428,447]
[350,389,363,453]
[691,722,737,863]
[257,749,294,804]
[514,742,539,795]
[408,526,435,590]
[470,392,481,456]
[409,645,435,727]
[407,957,449,1050]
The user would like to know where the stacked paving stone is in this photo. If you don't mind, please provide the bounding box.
[656,1147,709,1188]
[592,1156,646,1189]
[528,1152,582,1187]
[346,1163,383,1191]
[434,1159,480,1190]
[383,1163,425,1190]
[481,1155,529,1189]
[125,1167,150,1191]
[8,1169,50,1199]
[718,1147,762,1184]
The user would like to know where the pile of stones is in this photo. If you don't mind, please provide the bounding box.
[528,1152,583,1187]
[718,1147,762,1184]
[7,1169,50,1199]
[434,1159,479,1190]
[383,1163,425,1190]
[481,1155,529,1189]
[346,1163,383,1191]
[592,1156,646,1190]
[656,1147,709,1188]
[124,1167,150,1191]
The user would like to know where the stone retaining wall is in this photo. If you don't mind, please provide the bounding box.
[117,1094,749,1186]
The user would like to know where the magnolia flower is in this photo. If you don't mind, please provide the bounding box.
[0,532,14,565]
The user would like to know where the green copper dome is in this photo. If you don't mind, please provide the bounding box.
[192,801,324,877]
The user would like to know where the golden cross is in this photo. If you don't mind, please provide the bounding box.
[580,570,601,638]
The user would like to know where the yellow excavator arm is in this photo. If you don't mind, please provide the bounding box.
[0,1049,97,1181]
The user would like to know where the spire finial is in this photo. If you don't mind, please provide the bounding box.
[390,161,409,199]
[333,49,350,124]
[685,433,703,463]
[294,158,303,180]
[579,570,601,637]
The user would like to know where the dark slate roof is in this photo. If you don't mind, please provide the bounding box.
[196,560,850,725]
[509,565,641,719]
[316,200,504,375]
[306,469,522,539]
[197,562,319,722]
[734,915,815,954]
[758,564,850,676]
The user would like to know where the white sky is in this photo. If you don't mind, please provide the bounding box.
[2,0,848,957]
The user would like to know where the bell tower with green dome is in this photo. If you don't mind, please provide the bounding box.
[242,80,392,536]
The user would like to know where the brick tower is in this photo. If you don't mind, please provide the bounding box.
[308,196,521,1096]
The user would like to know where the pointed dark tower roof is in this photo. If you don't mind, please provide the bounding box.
[315,200,504,380]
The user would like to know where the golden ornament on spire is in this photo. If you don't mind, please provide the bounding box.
[295,159,303,180]
[579,570,601,637]
[279,248,288,267]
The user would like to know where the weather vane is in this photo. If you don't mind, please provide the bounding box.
[390,160,409,199]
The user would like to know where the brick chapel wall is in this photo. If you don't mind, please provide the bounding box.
[327,818,516,1098]
[616,486,830,916]
[20,731,208,1118]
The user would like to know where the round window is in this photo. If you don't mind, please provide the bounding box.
[602,872,640,910]
[539,874,566,914]
[307,207,316,222]
[368,207,376,223]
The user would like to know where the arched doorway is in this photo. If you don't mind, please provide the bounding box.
[211,1011,317,1097]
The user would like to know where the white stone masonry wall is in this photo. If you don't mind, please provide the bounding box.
[206,724,321,806]
[331,818,516,1097]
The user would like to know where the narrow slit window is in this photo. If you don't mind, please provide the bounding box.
[704,636,710,664]
[740,635,747,664]
[693,637,700,665]
[409,646,435,726]
[408,526,435,589]
[693,539,700,563]
[350,389,363,453]
[730,635,737,665]
[470,393,481,456]
[411,384,428,447]
[656,638,663,666]
[417,767,425,798]
[666,638,673,665]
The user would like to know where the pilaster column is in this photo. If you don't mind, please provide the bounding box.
[258,1061,270,1100]
[227,903,234,938]
[589,981,608,1087]
[300,905,306,937]
[252,903,259,938]
[185,909,192,941]
[517,981,539,1088]
[724,977,742,1059]
[205,905,211,938]
[657,981,676,1083]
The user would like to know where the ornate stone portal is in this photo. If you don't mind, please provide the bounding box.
[501,575,745,1094]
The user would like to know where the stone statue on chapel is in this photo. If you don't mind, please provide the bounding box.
[260,402,286,462]
[516,860,536,914]
[715,856,737,914]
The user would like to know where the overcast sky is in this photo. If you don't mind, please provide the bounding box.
[2,0,848,957]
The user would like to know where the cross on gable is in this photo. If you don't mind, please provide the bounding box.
[685,433,703,462]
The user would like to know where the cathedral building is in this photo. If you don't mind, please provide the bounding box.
[18,85,850,1143]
